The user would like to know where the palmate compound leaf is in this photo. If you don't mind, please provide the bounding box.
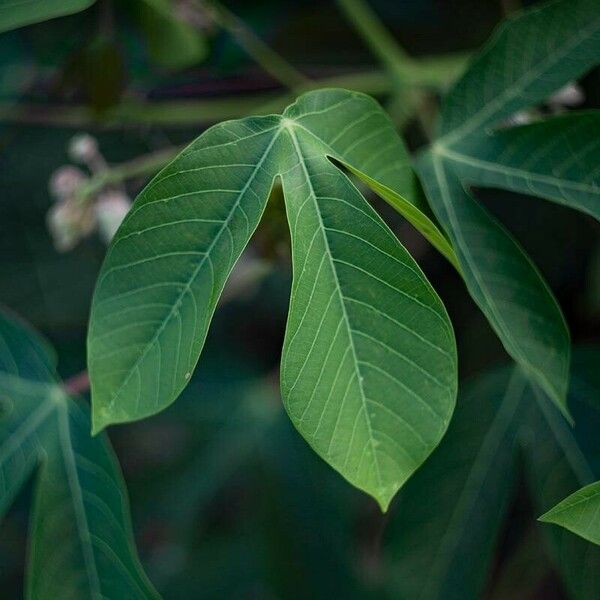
[0,309,158,599]
[416,0,600,418]
[88,88,458,510]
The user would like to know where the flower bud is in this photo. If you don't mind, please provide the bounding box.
[95,190,132,244]
[68,133,99,164]
[48,165,88,201]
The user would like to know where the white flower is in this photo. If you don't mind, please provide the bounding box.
[48,165,88,201]
[94,190,132,243]
[68,133,99,164]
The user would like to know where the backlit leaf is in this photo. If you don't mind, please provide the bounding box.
[88,89,458,509]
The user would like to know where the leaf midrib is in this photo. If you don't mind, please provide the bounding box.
[57,403,102,599]
[288,119,460,270]
[435,143,600,197]
[438,11,600,147]
[429,152,567,411]
[285,123,385,497]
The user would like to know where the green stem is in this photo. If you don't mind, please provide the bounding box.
[75,146,182,203]
[0,71,390,128]
[335,0,413,83]
[202,0,309,91]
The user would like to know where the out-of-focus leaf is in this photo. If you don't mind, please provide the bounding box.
[135,0,207,70]
[382,368,525,600]
[0,0,95,33]
[539,480,600,545]
[88,89,457,510]
[522,348,600,599]
[488,527,551,600]
[0,309,158,598]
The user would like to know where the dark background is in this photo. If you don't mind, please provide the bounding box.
[0,1,598,597]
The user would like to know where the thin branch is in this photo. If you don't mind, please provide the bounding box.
[0,71,390,128]
[75,145,182,203]
[200,0,309,92]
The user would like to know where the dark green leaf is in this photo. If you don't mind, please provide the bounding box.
[522,348,600,599]
[417,152,570,417]
[438,0,600,143]
[383,368,524,599]
[0,310,158,598]
[440,112,600,222]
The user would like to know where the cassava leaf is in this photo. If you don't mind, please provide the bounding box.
[414,0,600,416]
[522,348,600,599]
[539,480,600,546]
[438,112,600,222]
[88,115,283,430]
[88,88,457,509]
[0,309,158,599]
[383,368,525,599]
[0,0,95,33]
[437,0,600,144]
[417,152,570,418]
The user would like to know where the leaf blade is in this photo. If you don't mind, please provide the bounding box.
[539,480,600,546]
[0,0,95,33]
[417,151,571,416]
[0,309,158,598]
[439,0,600,144]
[280,122,457,510]
[440,112,600,222]
[88,116,281,431]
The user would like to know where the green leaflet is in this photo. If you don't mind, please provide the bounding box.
[417,153,570,419]
[414,0,600,416]
[437,0,600,143]
[539,480,600,546]
[0,0,95,33]
[0,310,157,599]
[439,112,600,222]
[88,88,458,509]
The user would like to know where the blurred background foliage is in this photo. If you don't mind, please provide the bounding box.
[0,0,598,598]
